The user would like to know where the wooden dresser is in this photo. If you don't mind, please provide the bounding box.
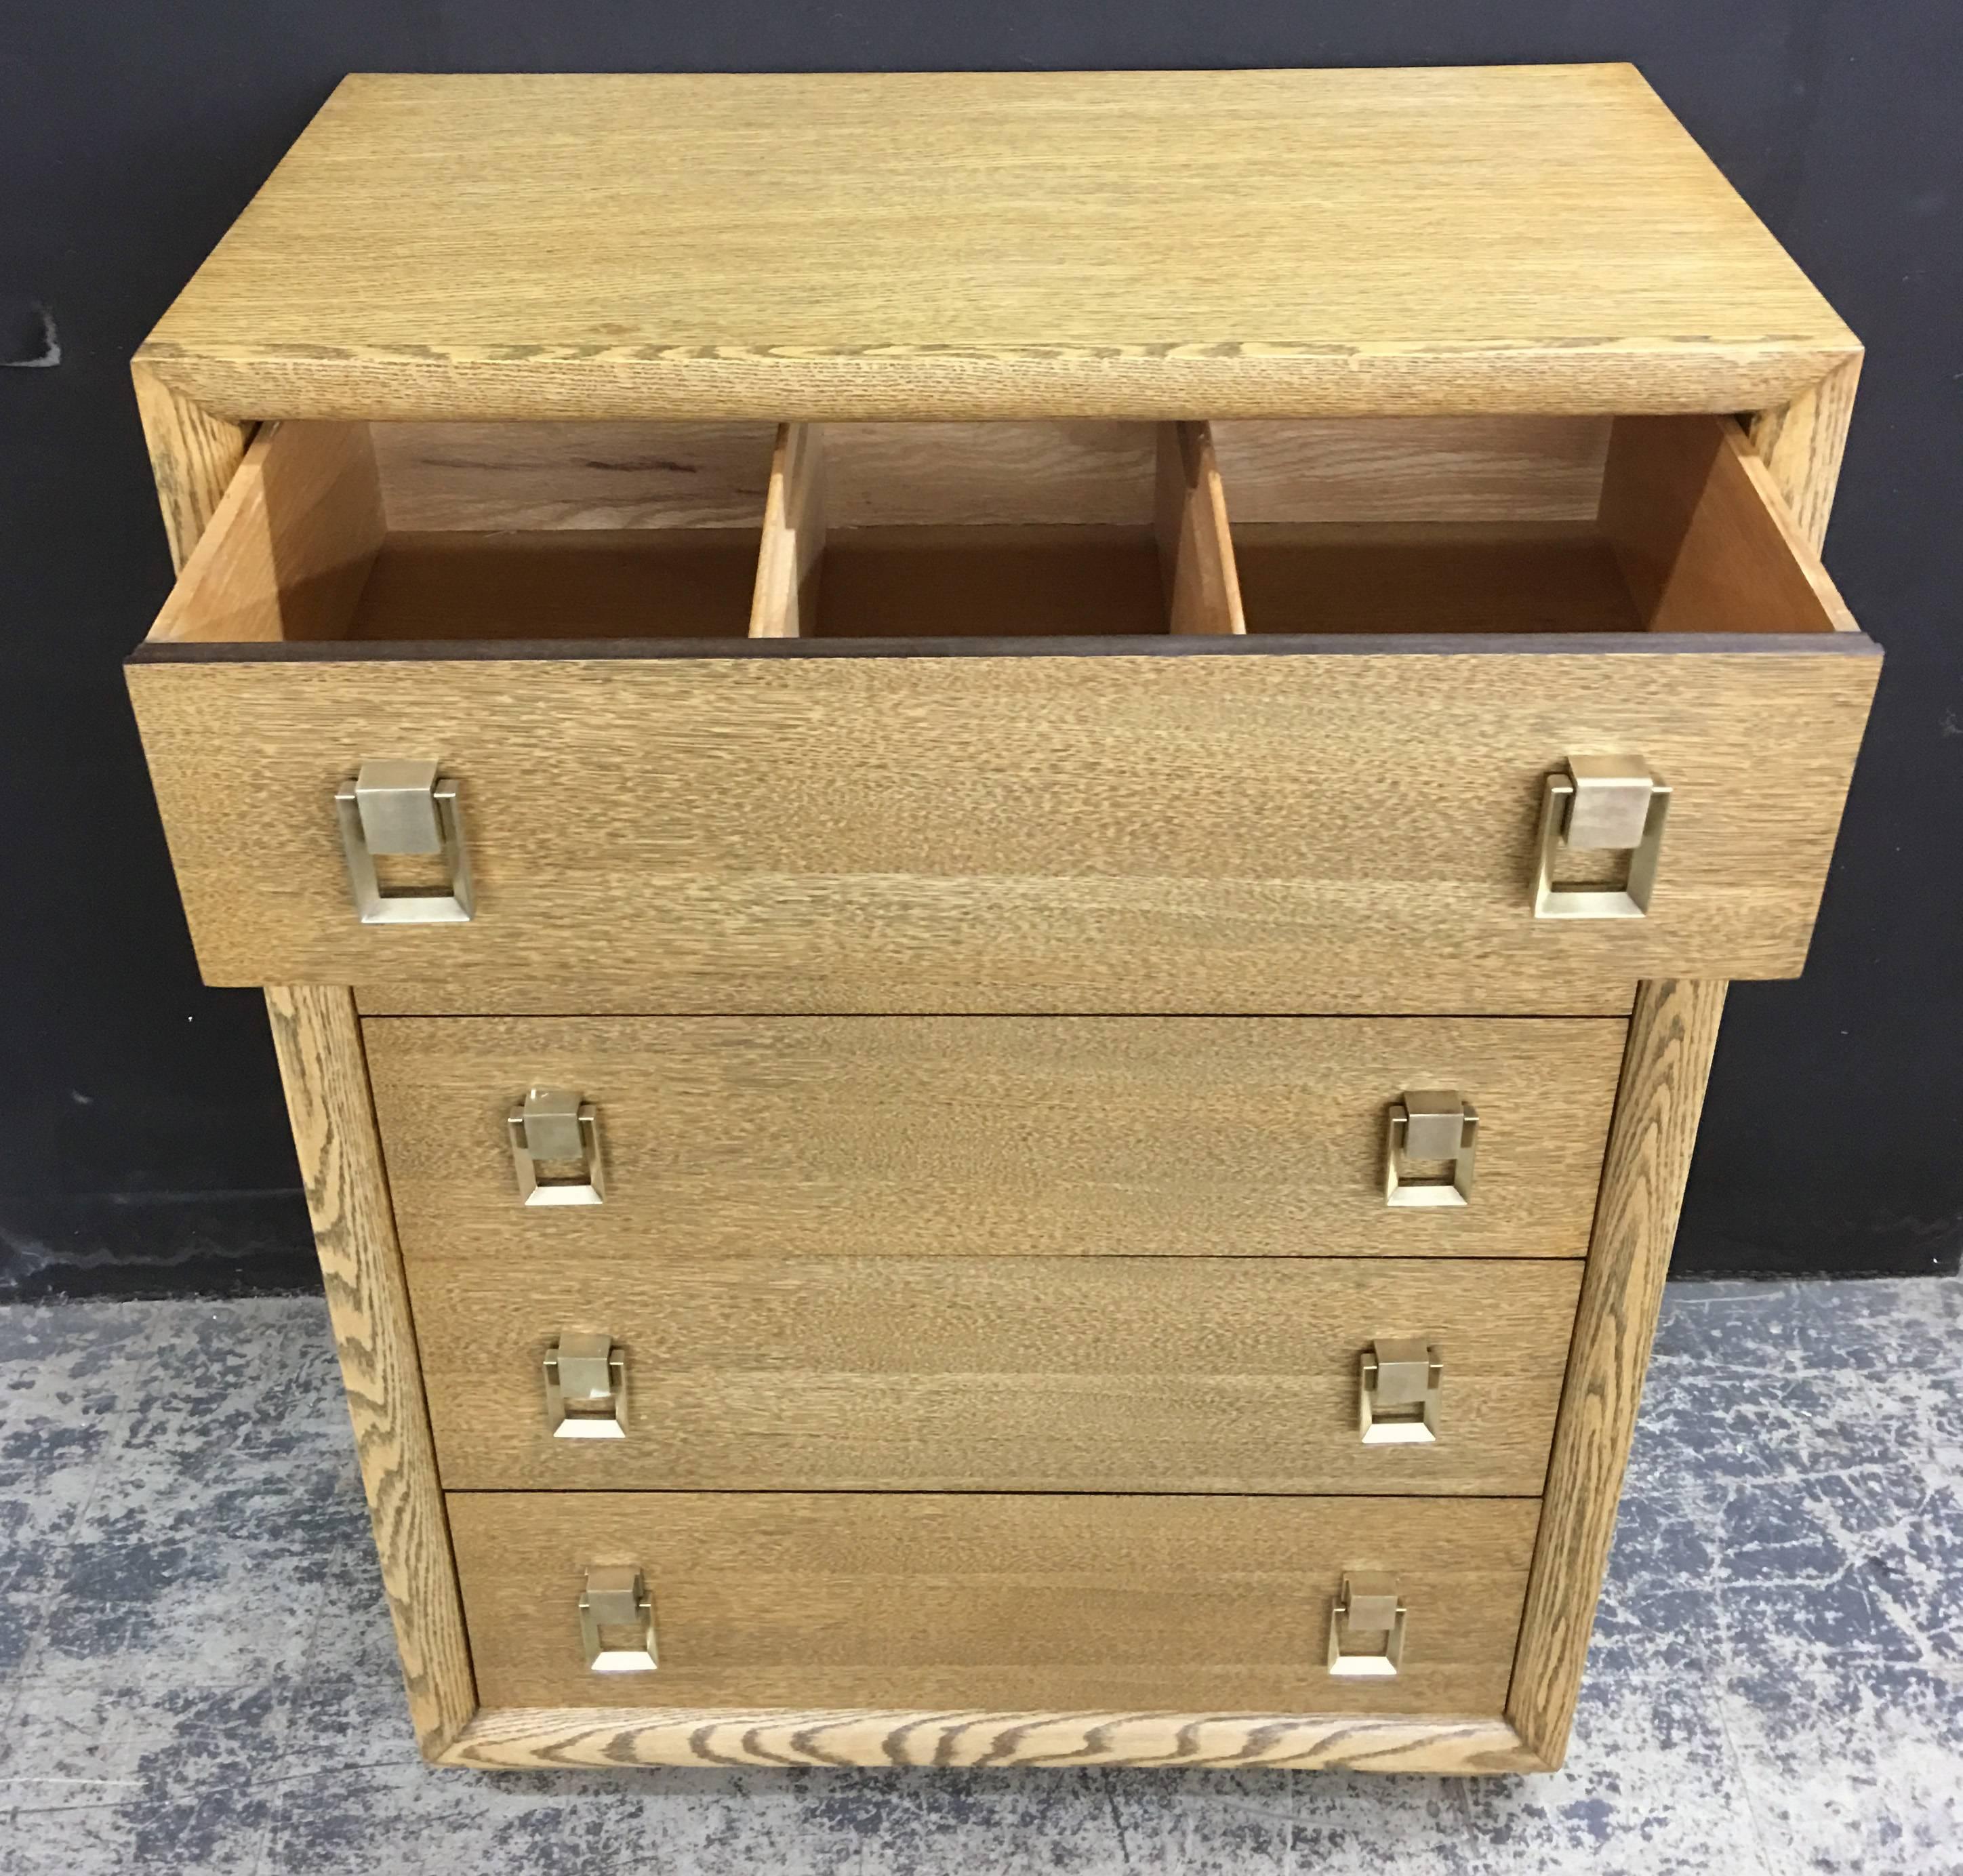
[124,67,1879,1772]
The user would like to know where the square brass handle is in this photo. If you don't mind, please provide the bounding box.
[1533,754,1671,920]
[1360,1339,1443,1444]
[1385,1091,1476,1207]
[1328,1572,1406,1677]
[580,1566,657,1673]
[508,1087,605,1206]
[335,758,473,924]
[544,1332,627,1439]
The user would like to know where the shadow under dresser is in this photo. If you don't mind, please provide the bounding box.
[124,66,1880,1771]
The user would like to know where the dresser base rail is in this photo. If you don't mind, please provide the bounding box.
[438,1707,1544,1774]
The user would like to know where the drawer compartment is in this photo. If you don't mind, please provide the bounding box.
[448,1491,1540,1716]
[367,1015,1625,1259]
[411,1255,1582,1494]
[755,420,1185,638]
[126,413,1878,1014]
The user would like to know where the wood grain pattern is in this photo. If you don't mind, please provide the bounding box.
[1748,354,1863,554]
[819,421,1158,525]
[441,1706,1541,1772]
[135,69,1855,421]
[372,420,777,531]
[127,645,1878,1011]
[411,1255,1583,1494]
[262,985,476,1759]
[1598,415,1857,634]
[448,1492,1541,1715]
[369,416,1610,532]
[131,360,254,570]
[148,421,382,644]
[1213,417,1610,524]
[1158,422,1245,634]
[365,1014,1623,1260]
[1505,977,1727,1768]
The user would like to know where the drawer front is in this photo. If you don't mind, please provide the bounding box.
[128,643,1876,1014]
[411,1255,1582,1494]
[367,1015,1624,1261]
[449,1491,1540,1716]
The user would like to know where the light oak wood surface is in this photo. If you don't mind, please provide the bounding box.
[410,1254,1583,1494]
[813,421,1161,526]
[373,420,777,531]
[131,361,254,569]
[264,987,477,1757]
[1507,978,1726,1766]
[441,1707,1541,1772]
[1213,417,1610,524]
[336,415,1616,535]
[365,1014,1622,1259]
[1749,355,1862,554]
[448,1491,1540,1715]
[129,641,1877,1011]
[136,68,1855,421]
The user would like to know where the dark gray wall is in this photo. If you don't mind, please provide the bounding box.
[3,4,1958,1297]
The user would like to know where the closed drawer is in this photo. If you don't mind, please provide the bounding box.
[449,1491,1540,1716]
[411,1255,1581,1494]
[125,413,1878,1015]
[367,1014,1623,1260]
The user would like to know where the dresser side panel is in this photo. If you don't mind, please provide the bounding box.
[264,984,477,1757]
[1507,977,1726,1765]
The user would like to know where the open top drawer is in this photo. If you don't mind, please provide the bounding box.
[125,413,1878,1015]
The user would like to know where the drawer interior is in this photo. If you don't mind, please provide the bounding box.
[772,421,1173,638]
[1215,415,1850,636]
[142,412,1855,649]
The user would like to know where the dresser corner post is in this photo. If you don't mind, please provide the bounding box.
[262,983,479,1761]
[1505,977,1728,1769]
[1746,352,1862,554]
[131,357,255,573]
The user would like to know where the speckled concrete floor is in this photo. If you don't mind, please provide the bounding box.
[0,1275,1958,1875]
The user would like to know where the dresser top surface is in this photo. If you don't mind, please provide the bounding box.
[139,66,1857,422]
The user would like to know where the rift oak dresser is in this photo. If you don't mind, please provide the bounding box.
[125,67,1879,1772]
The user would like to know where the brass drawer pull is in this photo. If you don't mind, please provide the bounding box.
[334,758,474,924]
[1359,1339,1442,1443]
[544,1331,627,1439]
[1384,1090,1476,1206]
[508,1087,605,1206]
[1533,754,1671,920]
[1327,1572,1406,1677]
[579,1566,657,1673]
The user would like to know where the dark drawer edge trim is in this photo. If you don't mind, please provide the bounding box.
[127,631,1883,667]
